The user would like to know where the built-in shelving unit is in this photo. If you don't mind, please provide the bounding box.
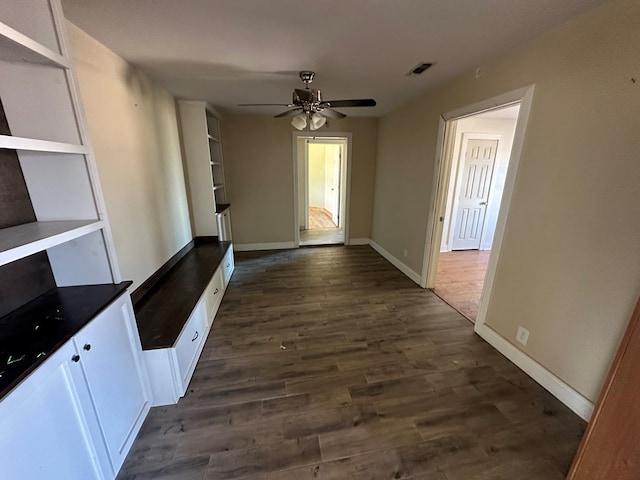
[0,220,104,266]
[0,0,119,293]
[177,100,231,239]
[0,3,150,479]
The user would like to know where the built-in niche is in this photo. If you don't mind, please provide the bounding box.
[0,97,55,317]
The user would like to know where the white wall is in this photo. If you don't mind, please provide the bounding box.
[441,111,518,251]
[371,0,640,403]
[68,22,192,290]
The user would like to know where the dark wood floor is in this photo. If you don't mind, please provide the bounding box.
[434,250,491,322]
[117,246,585,480]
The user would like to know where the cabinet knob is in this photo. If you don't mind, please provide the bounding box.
[83,344,91,351]
[214,288,219,294]
[192,331,199,342]
[71,354,80,363]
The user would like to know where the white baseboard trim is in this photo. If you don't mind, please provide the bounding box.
[348,237,370,246]
[369,239,421,285]
[475,323,594,421]
[234,242,296,252]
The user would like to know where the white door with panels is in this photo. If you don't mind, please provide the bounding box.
[451,138,497,250]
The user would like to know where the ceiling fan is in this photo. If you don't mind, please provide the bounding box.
[238,71,376,130]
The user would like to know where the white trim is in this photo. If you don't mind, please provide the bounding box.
[474,86,535,331]
[421,116,449,288]
[348,237,370,246]
[0,135,89,154]
[476,323,594,421]
[370,239,421,285]
[0,220,104,267]
[0,21,70,68]
[292,132,353,247]
[234,242,296,252]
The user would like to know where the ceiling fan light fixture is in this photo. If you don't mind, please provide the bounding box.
[309,112,326,131]
[291,113,307,130]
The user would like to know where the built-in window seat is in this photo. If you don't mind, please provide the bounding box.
[132,237,234,406]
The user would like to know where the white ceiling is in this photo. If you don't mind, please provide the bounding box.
[62,0,606,117]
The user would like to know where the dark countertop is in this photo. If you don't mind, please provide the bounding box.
[0,282,132,400]
[135,240,231,350]
[215,203,230,214]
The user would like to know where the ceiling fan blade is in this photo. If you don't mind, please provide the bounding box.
[319,108,346,119]
[238,103,294,107]
[293,88,314,103]
[274,108,302,118]
[321,99,376,108]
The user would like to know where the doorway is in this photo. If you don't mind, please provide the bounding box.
[295,136,349,246]
[425,101,525,322]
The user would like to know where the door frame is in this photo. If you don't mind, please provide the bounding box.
[292,132,352,247]
[420,85,535,332]
[446,133,502,252]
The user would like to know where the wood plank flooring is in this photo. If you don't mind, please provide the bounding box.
[434,250,491,322]
[117,246,584,480]
[301,208,343,246]
[308,207,338,229]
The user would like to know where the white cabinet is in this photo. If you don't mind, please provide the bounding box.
[73,293,151,475]
[177,100,231,237]
[144,261,228,406]
[204,268,224,325]
[222,244,235,288]
[216,206,233,242]
[0,341,106,480]
[0,292,151,480]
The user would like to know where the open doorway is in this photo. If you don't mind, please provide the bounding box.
[429,103,522,322]
[296,136,348,246]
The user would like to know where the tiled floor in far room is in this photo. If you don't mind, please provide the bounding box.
[117,246,585,480]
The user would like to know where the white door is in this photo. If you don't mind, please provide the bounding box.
[331,149,341,226]
[74,295,150,474]
[0,342,106,480]
[324,145,341,226]
[452,139,498,250]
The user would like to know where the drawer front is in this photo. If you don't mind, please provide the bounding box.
[174,300,207,388]
[204,269,224,325]
[222,247,234,287]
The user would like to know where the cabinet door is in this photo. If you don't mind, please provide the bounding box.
[0,342,106,480]
[74,294,151,475]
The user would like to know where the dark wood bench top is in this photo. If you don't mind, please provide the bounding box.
[134,239,231,350]
[0,282,132,400]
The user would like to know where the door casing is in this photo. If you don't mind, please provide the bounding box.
[292,132,352,247]
[420,85,535,334]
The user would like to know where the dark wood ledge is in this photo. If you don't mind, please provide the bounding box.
[134,239,231,350]
[0,282,132,400]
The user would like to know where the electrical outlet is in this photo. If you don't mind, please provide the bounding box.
[516,326,529,346]
[403,249,408,258]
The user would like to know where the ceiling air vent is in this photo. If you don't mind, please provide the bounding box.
[407,62,433,76]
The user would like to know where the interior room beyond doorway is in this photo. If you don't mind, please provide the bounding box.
[433,104,520,322]
[299,138,347,246]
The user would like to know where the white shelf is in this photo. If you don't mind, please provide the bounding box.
[0,22,69,68]
[0,136,89,154]
[210,162,223,166]
[0,220,104,266]
[213,184,225,191]
[208,134,220,143]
